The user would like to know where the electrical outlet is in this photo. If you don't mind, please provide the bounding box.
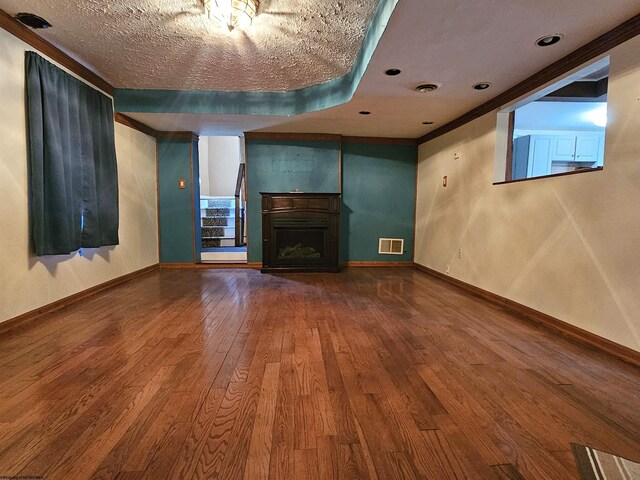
[445,264,450,274]
[458,248,462,259]
[454,151,461,160]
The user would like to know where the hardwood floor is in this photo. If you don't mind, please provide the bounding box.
[0,267,639,479]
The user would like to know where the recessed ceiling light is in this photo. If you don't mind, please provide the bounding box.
[359,111,371,115]
[472,82,492,90]
[535,34,563,47]
[416,83,439,93]
[385,68,402,76]
[422,121,434,125]
[15,12,52,29]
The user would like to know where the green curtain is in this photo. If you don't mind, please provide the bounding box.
[25,52,119,256]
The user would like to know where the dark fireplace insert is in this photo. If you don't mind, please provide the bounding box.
[261,193,340,273]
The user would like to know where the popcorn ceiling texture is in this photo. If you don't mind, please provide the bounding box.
[0,0,378,91]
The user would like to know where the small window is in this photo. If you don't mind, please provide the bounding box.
[495,57,609,183]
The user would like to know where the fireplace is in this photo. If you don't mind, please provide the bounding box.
[261,193,340,273]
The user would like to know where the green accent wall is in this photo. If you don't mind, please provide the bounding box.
[246,140,341,262]
[244,139,417,264]
[113,0,399,116]
[158,139,199,263]
[341,143,416,262]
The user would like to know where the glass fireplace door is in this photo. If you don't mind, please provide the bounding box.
[271,216,328,267]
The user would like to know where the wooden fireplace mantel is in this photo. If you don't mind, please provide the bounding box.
[260,192,340,273]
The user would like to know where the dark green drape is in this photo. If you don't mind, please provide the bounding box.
[25,52,119,256]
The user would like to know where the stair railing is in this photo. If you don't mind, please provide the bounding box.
[235,163,246,246]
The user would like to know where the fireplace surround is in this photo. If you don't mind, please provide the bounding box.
[260,192,340,273]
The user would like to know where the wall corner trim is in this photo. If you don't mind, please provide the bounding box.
[0,8,113,95]
[413,263,640,369]
[0,264,160,337]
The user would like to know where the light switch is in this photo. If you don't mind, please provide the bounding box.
[442,175,448,187]
[178,179,186,189]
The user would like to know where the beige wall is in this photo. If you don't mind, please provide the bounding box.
[198,136,241,197]
[415,35,640,352]
[0,28,158,325]
[199,135,211,196]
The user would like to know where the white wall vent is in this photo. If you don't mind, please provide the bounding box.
[378,238,404,255]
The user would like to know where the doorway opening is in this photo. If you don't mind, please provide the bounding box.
[198,136,247,263]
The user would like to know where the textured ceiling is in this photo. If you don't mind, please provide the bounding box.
[0,0,378,91]
[1,0,639,137]
[126,0,640,138]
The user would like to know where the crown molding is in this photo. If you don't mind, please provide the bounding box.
[244,132,343,142]
[156,131,199,142]
[114,113,159,138]
[342,136,418,145]
[418,13,640,145]
[0,8,113,95]
[244,132,418,145]
[114,113,197,142]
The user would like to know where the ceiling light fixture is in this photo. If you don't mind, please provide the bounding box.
[416,83,439,93]
[202,0,259,32]
[472,82,491,90]
[535,34,563,47]
[15,12,52,29]
[385,68,402,76]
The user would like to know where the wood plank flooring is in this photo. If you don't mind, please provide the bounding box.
[0,267,639,479]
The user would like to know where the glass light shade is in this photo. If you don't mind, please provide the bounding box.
[203,0,259,31]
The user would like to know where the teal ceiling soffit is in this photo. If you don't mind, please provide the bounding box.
[113,0,399,116]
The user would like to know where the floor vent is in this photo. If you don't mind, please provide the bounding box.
[378,238,404,255]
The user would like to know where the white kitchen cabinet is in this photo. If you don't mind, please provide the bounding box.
[575,135,602,163]
[551,136,578,162]
[512,132,605,179]
[512,135,552,179]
